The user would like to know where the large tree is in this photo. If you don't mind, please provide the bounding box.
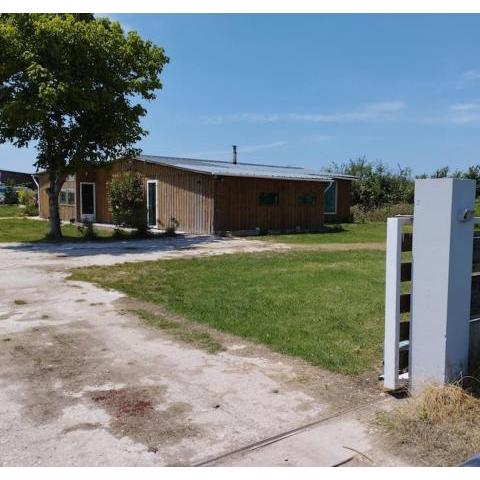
[0,13,168,238]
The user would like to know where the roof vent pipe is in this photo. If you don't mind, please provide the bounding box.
[232,145,237,165]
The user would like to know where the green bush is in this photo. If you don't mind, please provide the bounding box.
[24,202,38,217]
[4,179,17,204]
[351,203,414,223]
[107,172,147,234]
[330,157,414,211]
[17,186,38,215]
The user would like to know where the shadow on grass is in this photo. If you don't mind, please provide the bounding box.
[255,224,348,237]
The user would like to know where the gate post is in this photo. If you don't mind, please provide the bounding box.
[410,178,475,392]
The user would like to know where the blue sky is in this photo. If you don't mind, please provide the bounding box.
[3,13,480,174]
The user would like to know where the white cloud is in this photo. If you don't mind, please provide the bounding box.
[450,102,480,112]
[422,102,480,125]
[462,70,480,82]
[448,102,480,124]
[203,101,405,125]
[304,134,335,143]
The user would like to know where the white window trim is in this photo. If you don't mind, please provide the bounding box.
[324,180,338,215]
[146,179,158,228]
[80,182,96,220]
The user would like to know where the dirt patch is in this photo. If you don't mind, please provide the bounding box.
[89,386,199,449]
[0,325,113,423]
[0,324,201,452]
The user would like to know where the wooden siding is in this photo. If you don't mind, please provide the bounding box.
[37,159,352,234]
[39,160,215,233]
[38,173,49,219]
[213,176,327,232]
[155,169,214,234]
[38,173,76,221]
[324,179,351,223]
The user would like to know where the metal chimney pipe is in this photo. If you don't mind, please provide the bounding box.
[232,145,237,165]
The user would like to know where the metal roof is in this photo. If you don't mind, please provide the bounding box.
[138,155,355,183]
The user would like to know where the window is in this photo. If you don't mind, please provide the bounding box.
[60,188,75,205]
[298,193,317,206]
[259,192,279,206]
[324,182,337,214]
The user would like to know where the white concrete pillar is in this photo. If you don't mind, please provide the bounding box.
[410,178,475,392]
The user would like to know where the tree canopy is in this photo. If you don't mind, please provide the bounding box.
[0,13,169,237]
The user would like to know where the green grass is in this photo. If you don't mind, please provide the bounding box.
[134,309,224,354]
[0,204,26,218]
[256,222,387,244]
[0,217,133,243]
[70,249,386,375]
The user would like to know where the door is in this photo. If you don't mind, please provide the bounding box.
[147,180,157,227]
[80,183,95,221]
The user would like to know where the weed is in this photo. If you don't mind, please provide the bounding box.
[376,384,480,466]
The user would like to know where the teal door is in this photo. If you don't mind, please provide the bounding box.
[147,181,157,227]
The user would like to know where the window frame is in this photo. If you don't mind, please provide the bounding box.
[324,181,337,214]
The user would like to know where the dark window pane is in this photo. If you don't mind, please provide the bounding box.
[67,191,75,205]
[324,182,337,213]
[298,194,316,206]
[60,191,67,204]
[259,192,279,206]
[81,184,94,215]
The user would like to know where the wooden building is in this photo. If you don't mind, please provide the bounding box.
[36,154,355,234]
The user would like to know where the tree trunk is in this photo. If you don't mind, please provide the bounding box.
[47,171,63,239]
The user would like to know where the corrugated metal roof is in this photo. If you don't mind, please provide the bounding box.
[138,155,355,182]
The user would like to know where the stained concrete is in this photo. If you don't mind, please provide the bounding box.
[0,235,403,466]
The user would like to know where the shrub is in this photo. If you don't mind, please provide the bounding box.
[351,203,414,223]
[77,219,96,240]
[165,216,180,236]
[24,202,39,217]
[107,172,147,234]
[17,187,38,216]
[17,187,29,205]
[4,179,17,204]
[329,157,414,211]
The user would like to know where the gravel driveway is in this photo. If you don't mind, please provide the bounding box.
[0,236,401,466]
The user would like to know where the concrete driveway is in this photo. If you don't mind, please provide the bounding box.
[0,236,403,466]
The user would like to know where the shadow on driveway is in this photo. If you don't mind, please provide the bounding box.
[1,235,227,258]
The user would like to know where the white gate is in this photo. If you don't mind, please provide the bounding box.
[383,178,478,392]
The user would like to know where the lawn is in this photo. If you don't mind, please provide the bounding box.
[70,249,386,375]
[256,222,387,244]
[0,217,130,243]
[0,204,27,218]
